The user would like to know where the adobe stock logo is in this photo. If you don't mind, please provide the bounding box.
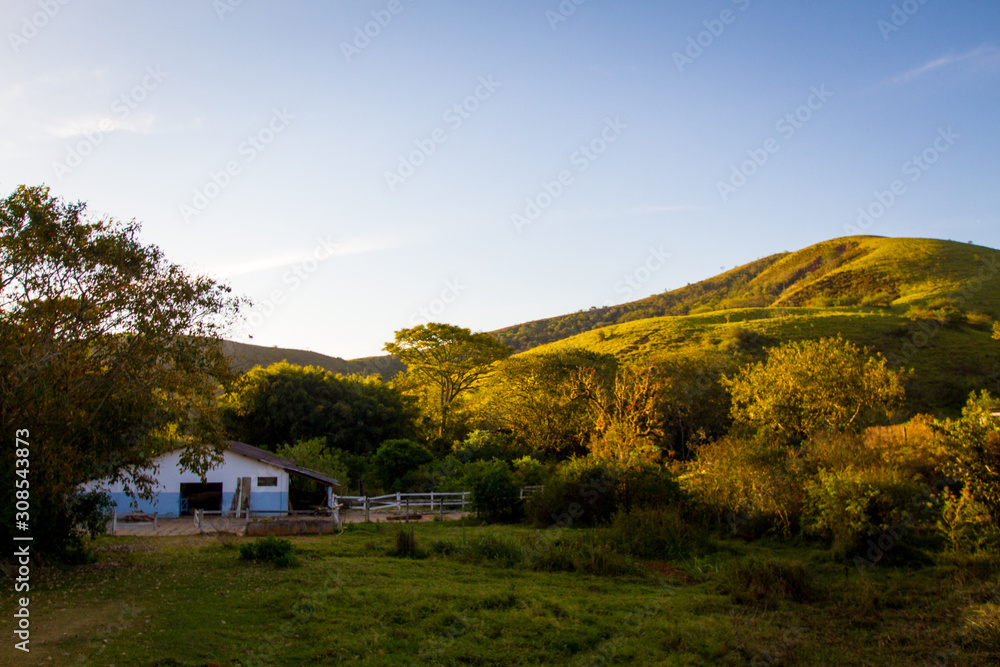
[716,85,833,202]
[179,109,294,224]
[511,117,627,233]
[844,127,958,235]
[385,76,501,193]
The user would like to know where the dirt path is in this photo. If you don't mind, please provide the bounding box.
[112,511,471,536]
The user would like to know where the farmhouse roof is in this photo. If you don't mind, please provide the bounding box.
[227,441,340,487]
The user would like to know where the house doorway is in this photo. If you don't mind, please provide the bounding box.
[180,482,223,515]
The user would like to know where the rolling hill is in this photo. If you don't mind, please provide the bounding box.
[224,236,1000,414]
[221,341,406,378]
[493,236,1000,352]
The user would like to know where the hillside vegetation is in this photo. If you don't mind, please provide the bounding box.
[494,236,1000,353]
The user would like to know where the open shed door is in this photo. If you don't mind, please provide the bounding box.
[180,482,223,515]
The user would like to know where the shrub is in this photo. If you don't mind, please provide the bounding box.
[718,558,812,607]
[939,391,1000,522]
[463,459,520,522]
[239,536,296,567]
[604,507,698,560]
[512,455,549,488]
[684,437,805,536]
[803,466,922,558]
[525,457,618,528]
[936,486,998,554]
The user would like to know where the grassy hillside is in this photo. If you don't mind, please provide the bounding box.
[221,341,406,380]
[526,306,1000,415]
[495,236,1000,352]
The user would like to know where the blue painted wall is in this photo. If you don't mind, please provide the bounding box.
[110,491,288,517]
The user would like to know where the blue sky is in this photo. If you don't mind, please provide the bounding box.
[2,0,998,359]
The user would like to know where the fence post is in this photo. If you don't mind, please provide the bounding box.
[396,491,401,511]
[111,511,117,536]
[406,497,410,522]
[365,496,370,523]
[153,512,158,534]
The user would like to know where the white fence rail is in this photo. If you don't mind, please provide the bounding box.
[333,492,470,520]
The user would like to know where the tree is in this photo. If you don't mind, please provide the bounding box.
[1,186,240,556]
[220,361,416,455]
[371,439,434,491]
[479,348,614,455]
[724,336,906,446]
[384,323,512,439]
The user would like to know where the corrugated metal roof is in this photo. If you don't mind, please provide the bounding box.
[227,441,340,487]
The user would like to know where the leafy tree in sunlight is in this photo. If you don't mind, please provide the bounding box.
[384,323,512,440]
[724,336,906,446]
[939,391,1000,522]
[0,185,240,557]
[478,348,615,456]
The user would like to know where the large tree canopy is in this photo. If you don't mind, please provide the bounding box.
[479,348,615,456]
[384,323,512,438]
[220,361,417,455]
[0,185,240,555]
[724,336,906,446]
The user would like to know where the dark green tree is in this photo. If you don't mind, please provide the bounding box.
[371,439,434,491]
[220,361,417,455]
[1,186,240,557]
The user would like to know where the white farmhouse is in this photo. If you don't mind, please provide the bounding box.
[90,441,339,517]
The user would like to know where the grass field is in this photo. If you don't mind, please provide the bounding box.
[5,521,999,666]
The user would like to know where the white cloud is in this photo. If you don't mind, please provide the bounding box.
[886,45,999,85]
[203,237,402,278]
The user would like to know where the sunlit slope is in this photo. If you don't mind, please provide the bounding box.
[525,306,1000,415]
[495,237,1000,352]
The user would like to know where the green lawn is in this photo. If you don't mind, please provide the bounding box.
[4,521,999,666]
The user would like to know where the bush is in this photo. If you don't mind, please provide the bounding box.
[718,558,812,607]
[936,486,998,554]
[372,439,434,491]
[939,391,1000,522]
[239,536,296,567]
[684,437,805,536]
[525,458,618,528]
[512,455,548,488]
[803,466,923,558]
[463,459,520,522]
[604,507,698,560]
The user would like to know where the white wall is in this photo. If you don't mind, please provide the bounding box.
[87,448,290,516]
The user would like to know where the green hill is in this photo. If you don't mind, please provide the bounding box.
[224,236,1000,413]
[494,236,1000,352]
[221,341,406,379]
[526,307,999,416]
